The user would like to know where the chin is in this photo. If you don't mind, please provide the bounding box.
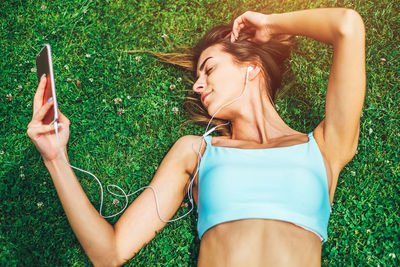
[207,104,227,120]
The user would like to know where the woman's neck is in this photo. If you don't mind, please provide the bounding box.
[229,90,298,144]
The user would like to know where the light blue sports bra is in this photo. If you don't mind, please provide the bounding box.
[196,131,332,243]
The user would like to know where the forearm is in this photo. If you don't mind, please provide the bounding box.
[267,8,361,45]
[44,154,119,266]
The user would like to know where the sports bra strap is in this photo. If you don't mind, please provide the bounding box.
[202,135,212,145]
[308,131,314,140]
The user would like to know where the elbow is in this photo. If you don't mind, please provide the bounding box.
[89,246,126,267]
[92,257,125,267]
[339,9,365,37]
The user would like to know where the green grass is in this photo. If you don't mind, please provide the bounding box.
[1,0,399,266]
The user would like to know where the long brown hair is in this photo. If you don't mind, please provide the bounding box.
[128,24,296,136]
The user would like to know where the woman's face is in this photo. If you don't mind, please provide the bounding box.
[193,44,250,120]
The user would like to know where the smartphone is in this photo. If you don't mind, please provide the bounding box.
[36,44,59,124]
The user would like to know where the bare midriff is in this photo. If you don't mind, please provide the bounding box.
[196,218,322,267]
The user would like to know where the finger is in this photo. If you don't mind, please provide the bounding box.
[33,74,47,114]
[28,123,62,139]
[232,15,245,39]
[32,98,54,122]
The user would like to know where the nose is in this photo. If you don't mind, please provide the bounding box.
[192,78,205,94]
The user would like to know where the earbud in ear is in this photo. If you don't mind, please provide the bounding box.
[247,66,254,72]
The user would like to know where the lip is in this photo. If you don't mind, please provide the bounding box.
[201,92,212,104]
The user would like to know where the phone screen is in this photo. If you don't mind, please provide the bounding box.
[36,44,59,124]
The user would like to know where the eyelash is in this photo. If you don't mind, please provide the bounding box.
[206,67,212,75]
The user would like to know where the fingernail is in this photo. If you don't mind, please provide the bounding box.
[47,97,53,103]
[41,74,46,81]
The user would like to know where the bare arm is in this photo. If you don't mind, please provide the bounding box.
[43,153,118,266]
[266,8,351,45]
[267,8,366,169]
[42,135,194,266]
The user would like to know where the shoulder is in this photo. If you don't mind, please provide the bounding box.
[175,135,206,151]
[173,135,207,174]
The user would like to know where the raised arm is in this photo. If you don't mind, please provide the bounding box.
[41,135,194,266]
[266,8,366,170]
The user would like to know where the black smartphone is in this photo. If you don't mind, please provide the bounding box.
[36,44,59,124]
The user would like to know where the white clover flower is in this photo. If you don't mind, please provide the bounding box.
[385,160,389,163]
[37,202,44,208]
[31,68,36,73]
[177,77,182,82]
[83,9,87,14]
[161,33,167,38]
[162,99,168,105]
[6,94,12,101]
[368,128,373,134]
[350,171,356,176]
[388,253,396,259]
[135,56,142,62]
[41,5,46,10]
[112,199,120,206]
[114,97,122,104]
[170,84,176,90]
[127,95,131,100]
[20,173,25,180]
[89,78,93,82]
[366,229,371,233]
[64,65,69,70]
[117,109,125,116]
[52,31,56,35]
[86,54,91,58]
[17,85,22,89]
[172,107,179,114]
[102,99,106,103]
[0,151,4,155]
[66,78,72,82]
[155,165,158,170]
[20,166,24,170]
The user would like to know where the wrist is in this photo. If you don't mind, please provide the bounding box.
[43,149,70,167]
[264,13,279,35]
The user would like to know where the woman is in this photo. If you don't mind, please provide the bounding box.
[27,7,365,267]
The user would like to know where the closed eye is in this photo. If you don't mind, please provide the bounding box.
[206,67,213,75]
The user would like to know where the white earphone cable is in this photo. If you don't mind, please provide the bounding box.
[52,66,253,221]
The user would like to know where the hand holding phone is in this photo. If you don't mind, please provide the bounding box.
[26,44,71,162]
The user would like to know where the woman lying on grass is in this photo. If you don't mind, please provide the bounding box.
[27,7,365,267]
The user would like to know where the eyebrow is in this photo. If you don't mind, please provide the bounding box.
[197,56,213,77]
